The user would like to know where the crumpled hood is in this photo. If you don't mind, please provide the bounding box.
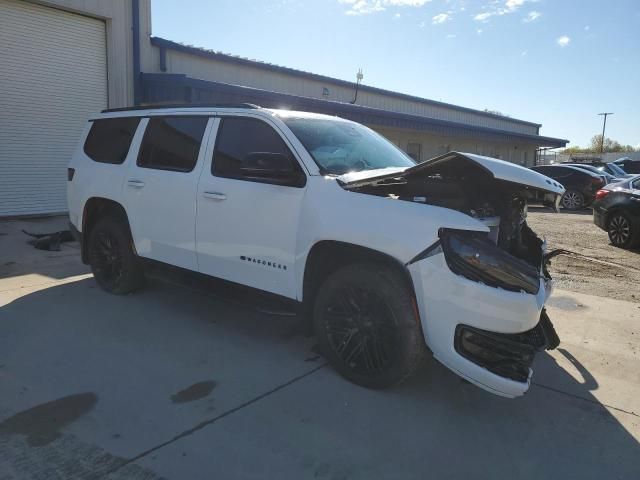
[338,152,565,196]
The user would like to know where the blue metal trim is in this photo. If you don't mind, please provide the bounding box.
[139,73,568,147]
[132,0,141,105]
[149,37,542,129]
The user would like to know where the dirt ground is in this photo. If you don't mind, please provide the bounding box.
[527,207,640,303]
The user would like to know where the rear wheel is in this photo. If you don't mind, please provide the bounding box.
[608,212,639,249]
[313,263,426,389]
[87,217,144,294]
[561,190,584,210]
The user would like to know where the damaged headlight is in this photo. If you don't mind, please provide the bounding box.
[440,229,541,295]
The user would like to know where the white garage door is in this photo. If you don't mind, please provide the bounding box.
[0,0,107,216]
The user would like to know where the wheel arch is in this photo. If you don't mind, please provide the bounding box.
[81,197,134,264]
[301,240,417,313]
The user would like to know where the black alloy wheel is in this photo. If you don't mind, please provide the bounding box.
[608,213,637,248]
[313,263,426,389]
[87,217,144,294]
[321,286,399,377]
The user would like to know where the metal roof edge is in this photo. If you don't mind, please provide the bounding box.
[149,36,543,129]
[140,73,568,148]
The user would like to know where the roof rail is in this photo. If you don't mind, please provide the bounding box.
[101,103,261,113]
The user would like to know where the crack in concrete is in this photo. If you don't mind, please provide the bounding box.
[95,364,327,479]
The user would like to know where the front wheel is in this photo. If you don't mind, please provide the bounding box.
[87,217,144,294]
[313,263,426,389]
[561,189,584,210]
[608,212,639,249]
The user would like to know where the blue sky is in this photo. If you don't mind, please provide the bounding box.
[152,0,640,148]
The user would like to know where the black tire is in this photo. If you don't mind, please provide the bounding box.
[561,189,584,210]
[87,216,144,294]
[607,212,640,249]
[313,263,426,389]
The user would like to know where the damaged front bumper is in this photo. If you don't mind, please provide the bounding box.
[408,249,559,398]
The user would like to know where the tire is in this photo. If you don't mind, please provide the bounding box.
[87,216,144,294]
[607,212,640,249]
[561,189,584,210]
[313,263,426,389]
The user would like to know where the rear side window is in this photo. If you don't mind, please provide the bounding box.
[84,117,140,164]
[213,117,297,178]
[137,116,208,172]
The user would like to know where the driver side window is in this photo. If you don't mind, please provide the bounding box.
[212,117,304,186]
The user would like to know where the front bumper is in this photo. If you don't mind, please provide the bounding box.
[409,251,555,398]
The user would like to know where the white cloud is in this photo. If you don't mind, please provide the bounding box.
[339,0,431,15]
[557,35,570,47]
[523,11,541,22]
[418,20,426,27]
[473,0,536,22]
[584,25,590,31]
[474,12,492,22]
[394,12,401,18]
[521,50,527,56]
[432,12,450,24]
[476,28,483,34]
[446,33,457,38]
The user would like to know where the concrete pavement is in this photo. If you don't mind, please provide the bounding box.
[1,217,639,479]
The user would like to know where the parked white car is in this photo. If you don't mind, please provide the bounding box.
[67,104,564,397]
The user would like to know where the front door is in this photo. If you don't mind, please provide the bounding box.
[196,116,307,298]
[122,115,211,271]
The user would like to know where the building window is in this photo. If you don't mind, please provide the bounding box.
[407,143,421,162]
[322,87,330,97]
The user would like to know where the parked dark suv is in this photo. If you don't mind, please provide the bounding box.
[530,165,606,210]
[612,157,640,174]
[593,176,640,248]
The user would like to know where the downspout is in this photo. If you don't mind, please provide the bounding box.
[132,0,141,106]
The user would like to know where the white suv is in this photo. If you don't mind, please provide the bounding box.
[67,104,564,397]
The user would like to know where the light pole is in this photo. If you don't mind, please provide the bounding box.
[598,112,613,153]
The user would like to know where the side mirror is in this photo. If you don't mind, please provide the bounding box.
[240,152,305,186]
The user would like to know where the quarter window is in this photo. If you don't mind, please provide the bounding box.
[84,117,140,164]
[137,116,208,172]
[212,117,303,183]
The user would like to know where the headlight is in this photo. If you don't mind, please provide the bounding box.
[440,229,540,295]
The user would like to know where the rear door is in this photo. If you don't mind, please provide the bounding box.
[122,115,212,271]
[195,116,307,298]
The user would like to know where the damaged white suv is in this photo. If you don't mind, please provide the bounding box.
[67,104,564,397]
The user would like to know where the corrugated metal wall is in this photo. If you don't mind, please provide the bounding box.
[152,46,539,136]
[0,0,107,216]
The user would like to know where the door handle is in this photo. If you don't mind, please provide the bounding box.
[203,191,227,200]
[127,180,145,188]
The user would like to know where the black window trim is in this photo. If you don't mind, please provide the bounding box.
[211,115,307,188]
[136,115,210,173]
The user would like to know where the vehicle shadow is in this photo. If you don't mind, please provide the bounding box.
[1,276,638,479]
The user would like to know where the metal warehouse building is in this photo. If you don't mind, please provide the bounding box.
[0,0,568,217]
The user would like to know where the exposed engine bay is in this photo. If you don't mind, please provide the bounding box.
[340,154,549,271]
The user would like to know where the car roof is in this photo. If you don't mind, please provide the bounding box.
[534,164,601,177]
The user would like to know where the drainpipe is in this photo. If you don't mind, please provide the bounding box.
[132,0,141,105]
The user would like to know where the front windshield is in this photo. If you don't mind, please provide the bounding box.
[282,117,416,175]
[607,163,626,176]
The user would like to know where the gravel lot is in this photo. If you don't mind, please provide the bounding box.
[528,207,640,303]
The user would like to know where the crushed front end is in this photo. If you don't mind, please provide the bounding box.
[342,152,565,396]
